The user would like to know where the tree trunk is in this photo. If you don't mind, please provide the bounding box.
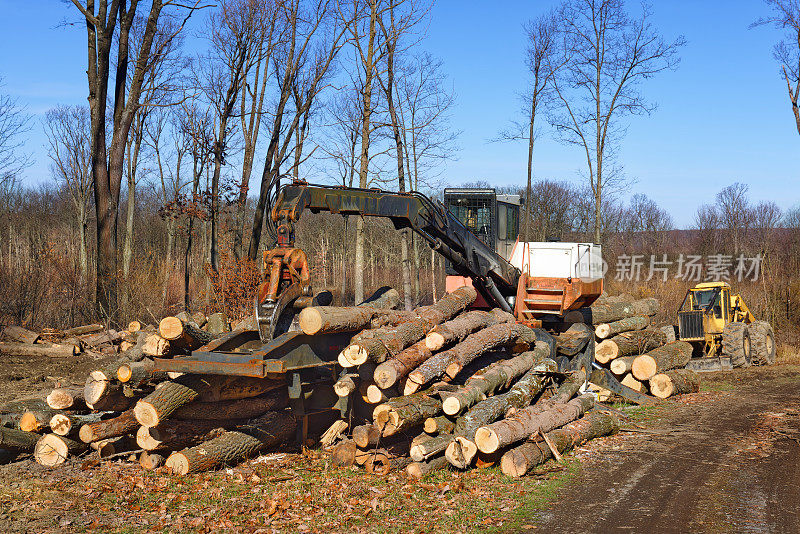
[344,286,477,366]
[648,369,700,399]
[158,316,216,351]
[372,339,432,389]
[50,412,107,437]
[46,388,86,411]
[609,355,637,376]
[564,297,660,325]
[555,323,592,356]
[2,325,40,344]
[299,306,397,336]
[444,361,556,468]
[136,419,229,451]
[331,439,357,466]
[595,316,650,340]
[425,309,514,351]
[631,341,694,381]
[373,387,443,436]
[116,360,168,387]
[0,342,78,358]
[0,427,41,452]
[442,345,551,416]
[500,411,619,477]
[595,329,668,363]
[20,407,64,433]
[79,408,139,443]
[165,411,296,475]
[171,389,288,421]
[410,433,453,461]
[34,434,87,466]
[407,454,449,478]
[475,393,595,454]
[424,415,456,435]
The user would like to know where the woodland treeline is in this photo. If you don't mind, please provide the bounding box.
[0,0,798,337]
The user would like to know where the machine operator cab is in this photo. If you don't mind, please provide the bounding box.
[443,187,603,317]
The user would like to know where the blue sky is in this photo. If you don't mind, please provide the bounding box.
[0,1,798,226]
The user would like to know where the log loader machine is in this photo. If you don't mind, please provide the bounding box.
[678,281,776,370]
[153,179,648,442]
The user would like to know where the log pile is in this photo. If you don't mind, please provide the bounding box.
[0,290,700,477]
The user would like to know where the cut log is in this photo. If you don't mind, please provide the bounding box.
[352,424,382,448]
[165,411,296,475]
[320,420,348,448]
[343,286,477,365]
[63,324,104,336]
[0,427,41,451]
[609,356,637,376]
[444,360,557,468]
[443,323,537,380]
[373,387,443,436]
[46,388,86,410]
[424,415,456,435]
[50,412,107,437]
[595,329,669,364]
[366,384,397,404]
[442,343,550,416]
[358,286,400,309]
[0,342,78,358]
[475,393,595,454]
[136,420,228,451]
[2,325,40,344]
[595,316,650,340]
[139,451,165,470]
[159,317,216,351]
[333,374,358,398]
[620,373,645,393]
[407,455,449,478]
[365,450,411,475]
[410,433,453,462]
[79,408,139,443]
[330,439,357,467]
[80,330,123,348]
[424,309,514,351]
[134,375,285,427]
[631,341,694,382]
[373,339,433,390]
[298,306,406,336]
[83,370,134,412]
[34,434,87,466]
[171,390,288,421]
[142,334,172,358]
[660,325,677,343]
[500,411,619,477]
[127,321,143,333]
[116,359,168,387]
[648,369,700,399]
[20,407,61,433]
[564,297,660,325]
[191,312,208,328]
[555,323,592,357]
[407,323,535,391]
[91,435,138,458]
[205,312,229,335]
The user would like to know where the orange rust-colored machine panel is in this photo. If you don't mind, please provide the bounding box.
[514,273,602,320]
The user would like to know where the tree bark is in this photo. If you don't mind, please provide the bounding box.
[475,393,595,454]
[171,390,288,421]
[159,317,216,351]
[0,342,78,358]
[648,369,700,399]
[407,454,449,478]
[442,344,551,416]
[20,407,63,433]
[423,415,456,435]
[165,410,296,475]
[425,309,514,351]
[373,387,443,436]
[0,427,41,452]
[631,341,694,382]
[79,408,139,443]
[372,339,432,389]
[595,329,668,363]
[136,419,229,451]
[2,325,40,344]
[609,355,637,376]
[564,297,660,325]
[555,323,592,356]
[595,316,650,340]
[500,411,619,477]
[343,286,477,365]
[50,412,107,437]
[117,359,168,387]
[331,439,357,466]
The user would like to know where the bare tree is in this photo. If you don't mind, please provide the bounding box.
[715,182,752,254]
[548,0,684,243]
[754,0,800,135]
[0,78,30,185]
[248,0,347,262]
[69,0,203,320]
[43,106,93,278]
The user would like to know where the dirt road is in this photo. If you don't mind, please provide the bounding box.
[532,366,800,533]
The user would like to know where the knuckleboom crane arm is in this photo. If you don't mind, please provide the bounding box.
[270,181,521,311]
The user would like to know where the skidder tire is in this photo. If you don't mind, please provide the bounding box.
[723,322,752,368]
[749,321,776,365]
